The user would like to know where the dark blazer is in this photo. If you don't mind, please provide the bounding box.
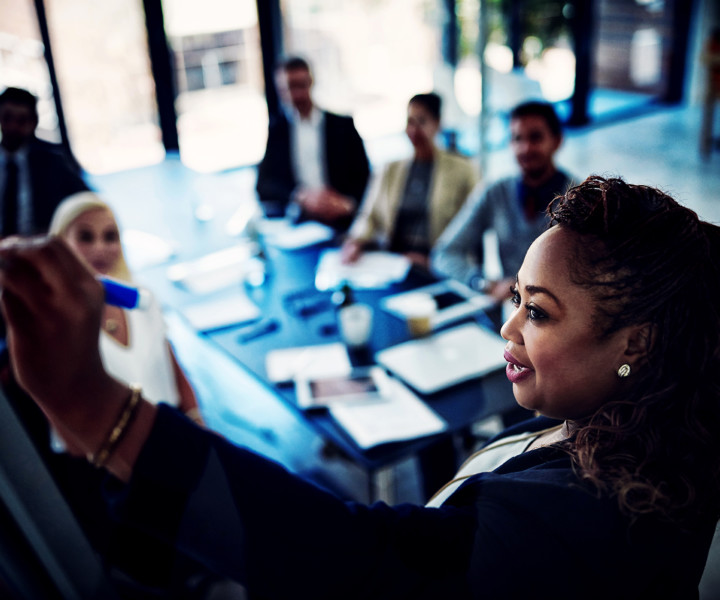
[107,406,715,599]
[21,138,90,235]
[255,110,370,230]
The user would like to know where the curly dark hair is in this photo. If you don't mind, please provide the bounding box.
[548,175,720,526]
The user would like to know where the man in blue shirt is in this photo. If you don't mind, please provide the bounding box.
[431,101,572,304]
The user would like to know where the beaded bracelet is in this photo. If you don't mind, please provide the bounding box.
[88,384,142,469]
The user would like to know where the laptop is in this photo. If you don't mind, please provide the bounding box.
[374,322,507,394]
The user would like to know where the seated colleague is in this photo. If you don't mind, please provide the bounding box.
[341,93,480,269]
[3,176,720,598]
[48,193,203,426]
[255,56,370,231]
[700,27,720,156]
[0,86,90,237]
[430,100,572,302]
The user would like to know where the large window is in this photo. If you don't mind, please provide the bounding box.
[44,0,164,174]
[281,0,469,164]
[455,0,576,149]
[10,0,694,177]
[163,0,267,173]
[591,0,676,116]
[462,0,680,133]
[0,0,58,143]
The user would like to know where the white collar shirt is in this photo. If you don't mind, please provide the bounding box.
[290,106,325,189]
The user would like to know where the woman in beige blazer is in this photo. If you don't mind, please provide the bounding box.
[341,93,480,268]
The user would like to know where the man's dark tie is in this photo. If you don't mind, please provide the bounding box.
[2,158,19,237]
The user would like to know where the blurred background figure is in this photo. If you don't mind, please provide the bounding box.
[341,92,479,269]
[700,27,720,157]
[0,87,90,237]
[49,192,203,426]
[255,56,370,231]
[431,101,573,327]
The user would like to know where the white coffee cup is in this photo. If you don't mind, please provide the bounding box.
[338,303,374,348]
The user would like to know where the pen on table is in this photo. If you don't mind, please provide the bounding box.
[98,276,151,310]
[237,318,280,343]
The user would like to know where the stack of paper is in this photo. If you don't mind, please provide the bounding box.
[315,249,411,291]
[122,229,178,270]
[328,375,447,449]
[257,219,335,249]
[180,292,261,332]
[166,243,263,294]
[265,343,352,384]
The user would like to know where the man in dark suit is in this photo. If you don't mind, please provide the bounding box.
[0,86,90,237]
[255,57,370,231]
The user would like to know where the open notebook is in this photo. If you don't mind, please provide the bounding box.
[374,322,507,394]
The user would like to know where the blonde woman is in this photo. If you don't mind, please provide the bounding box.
[49,192,203,425]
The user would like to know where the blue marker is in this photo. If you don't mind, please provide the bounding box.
[98,276,151,310]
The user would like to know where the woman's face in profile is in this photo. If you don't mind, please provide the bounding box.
[64,208,121,276]
[500,227,632,421]
[405,102,439,151]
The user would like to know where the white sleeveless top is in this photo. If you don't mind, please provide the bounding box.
[99,292,180,408]
[50,296,180,452]
[425,425,562,508]
[51,293,179,453]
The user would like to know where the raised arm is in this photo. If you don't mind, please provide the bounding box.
[0,236,155,482]
[430,181,489,287]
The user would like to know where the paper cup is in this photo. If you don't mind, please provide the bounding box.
[403,293,437,337]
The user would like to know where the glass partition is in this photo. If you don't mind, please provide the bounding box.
[458,0,575,149]
[0,0,58,143]
[44,0,164,174]
[162,0,267,173]
[590,0,675,117]
[281,0,474,165]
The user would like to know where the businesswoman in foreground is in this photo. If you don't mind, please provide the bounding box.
[1,176,719,598]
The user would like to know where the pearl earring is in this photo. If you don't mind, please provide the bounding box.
[617,364,631,378]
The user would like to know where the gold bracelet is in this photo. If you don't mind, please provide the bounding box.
[184,407,202,422]
[88,384,142,469]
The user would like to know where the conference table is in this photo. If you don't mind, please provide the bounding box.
[127,216,521,502]
[89,153,519,503]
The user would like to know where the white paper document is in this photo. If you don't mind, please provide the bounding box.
[166,243,263,294]
[122,229,178,270]
[180,293,261,332]
[258,219,335,249]
[265,343,352,384]
[315,249,411,291]
[329,375,447,449]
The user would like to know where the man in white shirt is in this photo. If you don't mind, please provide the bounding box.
[255,57,370,231]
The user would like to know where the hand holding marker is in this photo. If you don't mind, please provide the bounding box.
[99,276,150,310]
[102,277,281,342]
